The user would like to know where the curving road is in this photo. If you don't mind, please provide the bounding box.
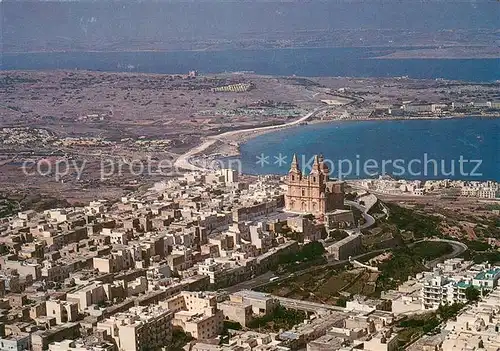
[345,200,375,230]
[174,105,333,171]
[224,249,387,293]
[411,238,468,268]
[224,239,467,293]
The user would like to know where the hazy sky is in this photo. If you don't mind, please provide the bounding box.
[2,0,499,51]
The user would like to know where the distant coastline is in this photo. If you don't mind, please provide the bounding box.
[234,116,499,180]
[3,45,500,60]
[225,114,499,148]
[2,48,499,82]
[370,46,500,60]
[184,114,499,172]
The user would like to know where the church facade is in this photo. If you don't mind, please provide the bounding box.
[285,154,345,215]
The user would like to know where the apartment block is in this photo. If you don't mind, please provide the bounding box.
[66,283,107,312]
[96,305,173,351]
[230,291,278,317]
[45,300,79,325]
[161,291,223,340]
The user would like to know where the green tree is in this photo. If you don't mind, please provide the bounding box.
[437,303,464,320]
[300,241,325,259]
[247,306,306,331]
[336,297,347,307]
[329,230,349,241]
[465,286,480,302]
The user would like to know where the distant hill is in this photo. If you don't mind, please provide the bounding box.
[1,0,499,53]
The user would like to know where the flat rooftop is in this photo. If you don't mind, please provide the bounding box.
[232,290,273,300]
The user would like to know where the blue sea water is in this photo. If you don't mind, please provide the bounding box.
[2,49,498,180]
[236,117,500,181]
[2,48,500,82]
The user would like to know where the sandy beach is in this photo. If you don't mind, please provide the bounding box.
[173,109,490,172]
[173,105,333,171]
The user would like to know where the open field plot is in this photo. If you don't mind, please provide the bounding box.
[261,267,380,305]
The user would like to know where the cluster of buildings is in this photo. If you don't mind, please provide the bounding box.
[383,258,500,315]
[0,152,498,351]
[55,138,113,148]
[408,282,500,351]
[190,289,399,351]
[451,100,500,111]
[458,181,499,199]
[440,287,500,350]
[0,127,56,146]
[358,177,499,199]
[211,83,254,93]
[358,178,427,196]
[0,157,377,351]
[376,100,500,117]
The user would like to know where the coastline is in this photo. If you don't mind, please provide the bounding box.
[174,112,499,172]
[173,105,332,171]
[3,45,500,60]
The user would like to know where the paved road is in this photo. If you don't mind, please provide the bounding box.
[345,200,375,229]
[274,295,346,314]
[224,238,467,293]
[356,194,378,212]
[224,249,386,293]
[174,105,333,171]
[224,271,276,293]
[412,238,468,268]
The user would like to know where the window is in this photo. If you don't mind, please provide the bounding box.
[302,189,305,196]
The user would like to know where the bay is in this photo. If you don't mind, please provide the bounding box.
[237,117,499,181]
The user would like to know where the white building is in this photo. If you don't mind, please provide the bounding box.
[442,287,500,350]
